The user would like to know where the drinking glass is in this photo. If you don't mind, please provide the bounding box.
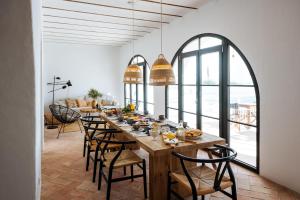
[150,129,159,141]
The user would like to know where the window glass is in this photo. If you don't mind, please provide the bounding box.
[168,85,178,108]
[183,113,197,128]
[166,34,259,170]
[201,52,219,85]
[147,103,154,115]
[138,84,143,102]
[183,56,197,85]
[201,86,219,118]
[182,38,199,53]
[202,117,219,136]
[200,36,222,49]
[229,46,253,85]
[147,85,154,103]
[173,57,178,84]
[229,122,256,167]
[229,87,256,126]
[168,108,178,123]
[125,84,130,99]
[183,86,196,114]
[132,84,137,101]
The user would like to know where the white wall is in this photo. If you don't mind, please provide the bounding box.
[0,0,42,199]
[119,0,300,193]
[43,43,121,109]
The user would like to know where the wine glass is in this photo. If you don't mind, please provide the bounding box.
[150,129,159,141]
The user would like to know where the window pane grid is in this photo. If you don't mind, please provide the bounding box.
[165,35,259,171]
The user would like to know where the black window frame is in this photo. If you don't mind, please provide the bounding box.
[124,55,153,113]
[165,33,260,173]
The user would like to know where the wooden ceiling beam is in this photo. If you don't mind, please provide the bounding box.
[43,14,160,29]
[43,30,135,40]
[43,39,122,47]
[43,26,143,37]
[43,6,169,24]
[43,21,151,33]
[140,0,198,10]
[64,0,182,17]
[43,36,126,44]
[43,34,130,43]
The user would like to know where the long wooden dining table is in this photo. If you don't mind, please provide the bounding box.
[100,113,225,200]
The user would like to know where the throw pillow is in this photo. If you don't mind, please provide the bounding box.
[76,99,87,107]
[65,99,77,108]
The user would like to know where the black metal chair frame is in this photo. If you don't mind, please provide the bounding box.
[83,125,118,173]
[96,133,147,200]
[168,145,237,200]
[80,116,108,157]
[49,104,82,138]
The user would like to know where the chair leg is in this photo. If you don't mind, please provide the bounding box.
[231,185,237,200]
[83,137,86,157]
[142,160,147,199]
[92,148,99,182]
[123,166,126,175]
[86,146,90,171]
[98,161,103,190]
[57,124,64,139]
[130,165,134,182]
[106,168,113,200]
[167,173,171,200]
[202,195,205,200]
[77,120,82,133]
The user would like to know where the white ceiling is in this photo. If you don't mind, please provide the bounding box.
[42,0,205,47]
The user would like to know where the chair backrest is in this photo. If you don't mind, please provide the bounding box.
[49,104,81,123]
[95,133,136,169]
[172,145,237,194]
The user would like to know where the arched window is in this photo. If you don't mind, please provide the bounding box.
[166,34,260,171]
[124,55,154,114]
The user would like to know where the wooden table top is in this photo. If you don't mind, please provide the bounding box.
[101,114,225,156]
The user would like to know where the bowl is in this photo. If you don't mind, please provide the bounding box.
[118,116,124,122]
[132,123,140,131]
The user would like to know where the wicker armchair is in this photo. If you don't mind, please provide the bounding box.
[49,104,82,138]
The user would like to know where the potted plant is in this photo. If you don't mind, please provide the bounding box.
[88,88,102,108]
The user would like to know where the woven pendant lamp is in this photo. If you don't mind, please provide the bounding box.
[150,54,175,86]
[123,64,143,84]
[123,1,143,84]
[149,0,175,86]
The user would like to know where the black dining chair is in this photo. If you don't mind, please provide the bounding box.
[96,133,147,200]
[49,104,82,138]
[168,145,237,200]
[80,116,108,157]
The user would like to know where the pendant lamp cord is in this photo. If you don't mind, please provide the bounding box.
[132,1,134,56]
[160,0,162,54]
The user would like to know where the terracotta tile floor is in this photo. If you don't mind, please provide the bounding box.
[42,129,300,200]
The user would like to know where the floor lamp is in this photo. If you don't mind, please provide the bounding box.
[47,76,72,129]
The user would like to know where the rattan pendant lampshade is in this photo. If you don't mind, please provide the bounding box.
[123,1,143,84]
[149,0,175,86]
[149,54,175,86]
[123,64,143,84]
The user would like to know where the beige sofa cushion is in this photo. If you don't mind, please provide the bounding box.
[76,99,87,107]
[66,99,77,108]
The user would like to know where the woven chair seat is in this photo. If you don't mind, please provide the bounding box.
[103,150,143,168]
[88,140,121,151]
[171,165,233,196]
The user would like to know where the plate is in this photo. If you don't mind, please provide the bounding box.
[185,135,201,140]
[164,138,179,144]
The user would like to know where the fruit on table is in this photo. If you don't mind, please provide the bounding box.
[166,132,176,140]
